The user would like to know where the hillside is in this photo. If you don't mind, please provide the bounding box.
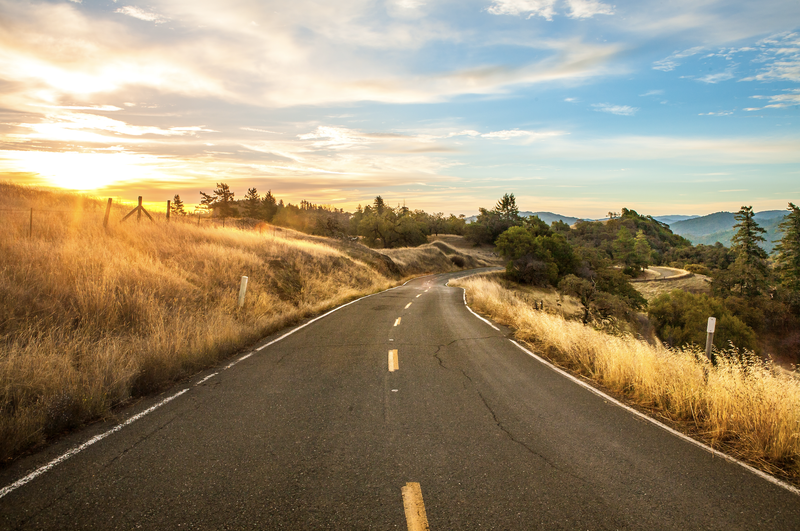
[670,210,787,253]
[0,183,490,461]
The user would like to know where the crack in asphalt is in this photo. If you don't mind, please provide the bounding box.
[432,340,594,488]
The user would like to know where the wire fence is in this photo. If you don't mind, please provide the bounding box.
[0,200,271,239]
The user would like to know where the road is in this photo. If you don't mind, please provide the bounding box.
[2,270,799,530]
[649,266,683,279]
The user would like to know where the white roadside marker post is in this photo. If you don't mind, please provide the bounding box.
[238,276,249,309]
[705,316,716,364]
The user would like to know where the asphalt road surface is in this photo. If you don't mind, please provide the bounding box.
[649,267,682,279]
[2,270,799,530]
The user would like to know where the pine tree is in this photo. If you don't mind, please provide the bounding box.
[261,190,278,222]
[775,202,800,292]
[244,187,261,219]
[170,194,186,216]
[494,193,520,222]
[730,205,768,297]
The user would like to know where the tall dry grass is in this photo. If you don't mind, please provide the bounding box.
[0,185,413,460]
[453,275,800,480]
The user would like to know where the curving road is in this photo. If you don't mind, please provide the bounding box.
[1,269,799,529]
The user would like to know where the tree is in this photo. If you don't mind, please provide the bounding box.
[261,190,278,221]
[170,194,186,216]
[648,290,757,353]
[244,188,261,219]
[775,202,800,292]
[730,206,768,297]
[199,183,237,219]
[494,193,520,222]
[633,230,653,271]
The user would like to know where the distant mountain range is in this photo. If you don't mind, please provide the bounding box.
[464,209,789,253]
[464,211,580,225]
[668,210,787,253]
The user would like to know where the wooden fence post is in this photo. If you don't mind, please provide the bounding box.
[166,200,171,222]
[103,198,112,228]
[705,317,717,365]
[238,276,249,308]
[29,208,32,239]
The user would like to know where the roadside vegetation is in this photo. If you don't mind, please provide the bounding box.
[467,194,800,364]
[453,275,800,482]
[0,183,487,462]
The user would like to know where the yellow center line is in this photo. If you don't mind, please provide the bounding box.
[402,482,430,531]
[405,302,412,309]
[388,349,399,372]
[416,294,422,298]
[394,317,401,326]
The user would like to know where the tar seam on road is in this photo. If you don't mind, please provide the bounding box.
[0,389,190,500]
[0,275,427,499]
[401,482,430,531]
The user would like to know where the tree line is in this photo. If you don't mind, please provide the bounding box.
[167,183,467,246]
[466,194,800,360]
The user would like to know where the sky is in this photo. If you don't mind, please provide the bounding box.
[1,0,799,218]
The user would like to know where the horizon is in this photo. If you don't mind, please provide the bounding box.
[1,1,799,219]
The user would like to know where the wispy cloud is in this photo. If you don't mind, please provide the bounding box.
[565,0,614,19]
[745,89,800,110]
[487,0,557,20]
[115,6,169,24]
[486,0,612,20]
[697,67,736,84]
[640,89,664,97]
[591,103,638,116]
[481,129,567,141]
[652,47,705,71]
[699,110,734,116]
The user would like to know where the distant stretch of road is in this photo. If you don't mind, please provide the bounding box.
[649,266,683,279]
[2,269,798,529]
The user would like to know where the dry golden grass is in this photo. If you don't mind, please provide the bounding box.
[0,184,466,462]
[632,274,712,301]
[453,275,800,481]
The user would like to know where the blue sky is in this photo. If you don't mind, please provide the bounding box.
[0,0,799,217]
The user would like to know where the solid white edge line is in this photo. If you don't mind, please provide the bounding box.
[450,284,500,331]
[195,373,218,386]
[509,340,800,497]
[0,389,190,500]
[0,275,428,499]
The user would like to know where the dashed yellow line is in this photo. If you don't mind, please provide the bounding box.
[388,349,399,372]
[405,302,412,309]
[402,482,430,531]
[416,294,422,298]
[394,317,401,326]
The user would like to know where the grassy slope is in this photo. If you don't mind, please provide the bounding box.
[0,184,487,462]
[453,275,800,484]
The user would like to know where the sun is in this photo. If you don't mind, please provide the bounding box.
[0,150,153,191]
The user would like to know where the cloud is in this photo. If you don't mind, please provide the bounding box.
[448,130,481,137]
[115,6,169,24]
[486,0,612,20]
[640,89,664,96]
[591,103,638,116]
[741,32,800,83]
[652,47,705,71]
[746,89,800,110]
[564,0,613,19]
[487,0,557,20]
[698,110,734,116]
[481,129,566,141]
[697,67,736,84]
